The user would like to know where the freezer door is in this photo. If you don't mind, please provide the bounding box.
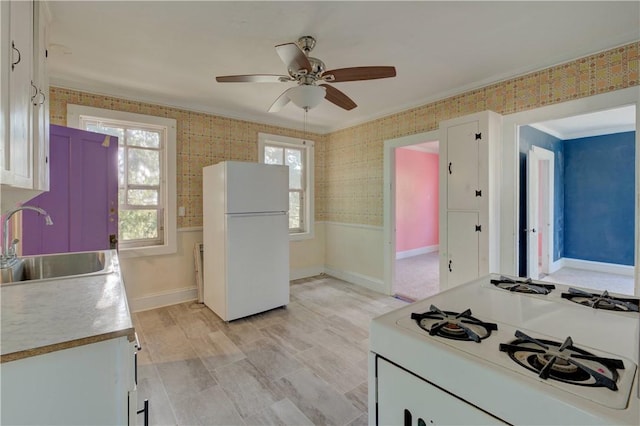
[225,162,288,214]
[225,212,290,321]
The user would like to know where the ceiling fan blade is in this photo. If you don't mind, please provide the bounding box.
[216,74,292,83]
[275,43,312,73]
[323,66,396,82]
[320,84,357,111]
[268,87,294,113]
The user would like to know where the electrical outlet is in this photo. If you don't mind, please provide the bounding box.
[178,206,186,216]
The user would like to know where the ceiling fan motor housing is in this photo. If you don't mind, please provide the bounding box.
[290,57,326,82]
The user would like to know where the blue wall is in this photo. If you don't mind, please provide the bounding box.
[518,126,565,276]
[564,131,635,265]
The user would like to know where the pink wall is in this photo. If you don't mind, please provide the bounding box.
[395,148,439,253]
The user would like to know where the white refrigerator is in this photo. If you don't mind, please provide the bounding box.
[202,161,290,321]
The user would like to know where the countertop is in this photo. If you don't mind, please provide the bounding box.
[1,250,135,363]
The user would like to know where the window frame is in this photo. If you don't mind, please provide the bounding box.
[67,105,177,257]
[258,133,314,240]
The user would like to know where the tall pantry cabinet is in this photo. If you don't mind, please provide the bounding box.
[438,111,502,290]
[0,0,50,213]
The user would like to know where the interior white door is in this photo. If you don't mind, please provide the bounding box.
[526,149,540,279]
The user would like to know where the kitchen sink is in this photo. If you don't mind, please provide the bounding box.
[0,251,113,284]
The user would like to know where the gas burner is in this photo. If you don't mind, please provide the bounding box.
[410,305,498,343]
[490,275,555,294]
[561,288,639,312]
[499,330,624,390]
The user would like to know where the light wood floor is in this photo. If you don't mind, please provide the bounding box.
[133,275,408,426]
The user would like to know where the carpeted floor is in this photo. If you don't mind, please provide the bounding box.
[540,267,635,295]
[393,251,441,301]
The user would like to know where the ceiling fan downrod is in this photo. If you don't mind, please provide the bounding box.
[297,36,316,54]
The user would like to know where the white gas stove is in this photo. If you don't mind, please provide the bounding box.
[369,274,639,425]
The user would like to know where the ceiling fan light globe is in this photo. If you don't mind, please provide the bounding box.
[288,85,326,110]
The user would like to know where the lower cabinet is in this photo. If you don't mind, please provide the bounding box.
[1,336,140,425]
[447,211,480,288]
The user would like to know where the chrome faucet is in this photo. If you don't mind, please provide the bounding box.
[1,206,53,267]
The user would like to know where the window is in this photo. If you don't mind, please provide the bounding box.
[258,133,314,239]
[67,105,177,257]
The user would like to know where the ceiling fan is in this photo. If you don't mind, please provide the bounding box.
[216,36,396,112]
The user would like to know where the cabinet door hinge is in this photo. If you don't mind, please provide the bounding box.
[475,190,482,197]
[475,225,482,232]
[475,133,482,140]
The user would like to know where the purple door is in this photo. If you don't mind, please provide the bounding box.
[22,125,118,255]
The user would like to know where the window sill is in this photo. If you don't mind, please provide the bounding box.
[117,242,177,258]
[290,229,314,241]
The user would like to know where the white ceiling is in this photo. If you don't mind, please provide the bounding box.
[47,1,640,134]
[530,105,636,140]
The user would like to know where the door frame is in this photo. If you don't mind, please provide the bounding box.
[383,130,439,295]
[501,87,640,295]
[526,146,554,278]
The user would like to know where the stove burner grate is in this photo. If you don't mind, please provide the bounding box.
[490,275,555,294]
[561,288,639,312]
[499,330,624,390]
[410,305,498,343]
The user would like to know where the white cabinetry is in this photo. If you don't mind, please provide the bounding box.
[439,111,502,290]
[0,337,138,425]
[31,0,50,191]
[0,0,50,212]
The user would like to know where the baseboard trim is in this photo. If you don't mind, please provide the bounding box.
[290,266,325,281]
[562,258,635,277]
[130,287,198,312]
[130,266,387,312]
[324,266,386,294]
[549,258,564,274]
[396,245,439,260]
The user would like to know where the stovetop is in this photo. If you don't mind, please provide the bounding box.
[370,273,639,425]
[489,275,640,312]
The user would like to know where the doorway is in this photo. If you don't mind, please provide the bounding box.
[517,105,636,295]
[383,130,440,300]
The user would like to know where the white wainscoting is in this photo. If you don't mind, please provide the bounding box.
[324,221,386,294]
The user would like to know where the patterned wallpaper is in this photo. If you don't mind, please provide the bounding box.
[324,42,638,226]
[49,41,638,228]
[49,89,327,228]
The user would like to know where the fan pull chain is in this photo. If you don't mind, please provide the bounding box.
[303,107,308,142]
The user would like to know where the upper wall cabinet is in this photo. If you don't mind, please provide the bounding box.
[0,0,50,213]
[438,110,502,290]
